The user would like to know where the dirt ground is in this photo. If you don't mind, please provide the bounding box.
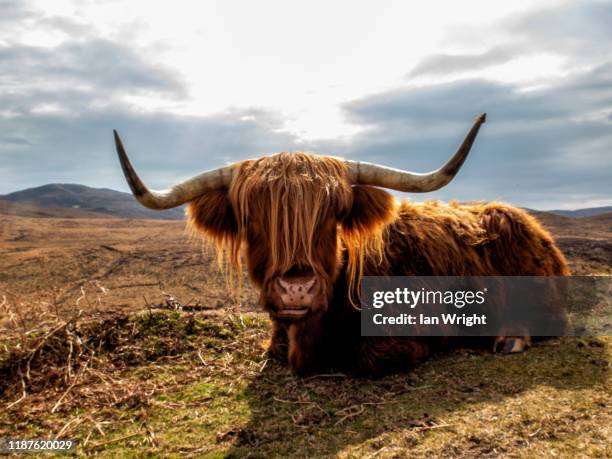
[0,211,610,457]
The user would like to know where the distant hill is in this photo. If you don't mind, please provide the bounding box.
[0,184,184,220]
[0,198,111,219]
[547,206,612,218]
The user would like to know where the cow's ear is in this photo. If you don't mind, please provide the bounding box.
[186,189,238,240]
[341,185,396,235]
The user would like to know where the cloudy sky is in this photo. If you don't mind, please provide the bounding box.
[1,0,611,209]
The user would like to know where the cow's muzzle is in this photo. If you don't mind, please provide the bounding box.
[271,275,321,320]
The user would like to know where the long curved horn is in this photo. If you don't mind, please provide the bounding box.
[113,130,233,210]
[346,113,486,192]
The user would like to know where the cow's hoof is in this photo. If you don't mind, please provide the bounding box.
[494,336,530,354]
[263,339,288,362]
[261,338,271,351]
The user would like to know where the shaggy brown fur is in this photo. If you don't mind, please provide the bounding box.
[186,153,569,376]
[188,154,395,296]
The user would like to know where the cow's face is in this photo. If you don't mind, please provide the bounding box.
[187,153,396,322]
[115,115,484,330]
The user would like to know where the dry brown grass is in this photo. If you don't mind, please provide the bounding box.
[0,215,257,315]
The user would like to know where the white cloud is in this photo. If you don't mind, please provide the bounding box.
[9,0,563,138]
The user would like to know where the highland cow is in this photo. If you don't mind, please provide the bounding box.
[113,113,569,376]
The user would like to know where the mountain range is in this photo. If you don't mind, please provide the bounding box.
[0,183,610,221]
[0,184,184,220]
[544,207,612,218]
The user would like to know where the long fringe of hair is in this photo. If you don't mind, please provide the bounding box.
[231,153,352,288]
[187,153,392,297]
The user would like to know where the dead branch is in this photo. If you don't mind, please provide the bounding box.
[52,353,92,413]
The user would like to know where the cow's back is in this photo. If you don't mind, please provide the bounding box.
[375,200,569,277]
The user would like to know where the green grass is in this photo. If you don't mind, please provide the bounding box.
[0,310,609,457]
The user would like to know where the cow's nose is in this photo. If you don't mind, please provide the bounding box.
[274,276,319,308]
